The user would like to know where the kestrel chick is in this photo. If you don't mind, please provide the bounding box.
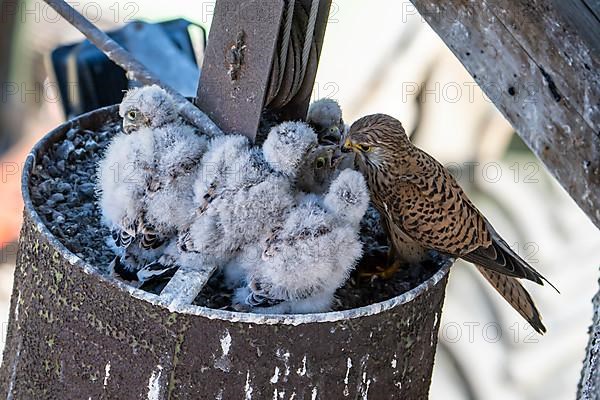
[263,121,345,193]
[295,145,345,194]
[180,133,294,266]
[307,98,345,145]
[344,113,555,333]
[262,121,318,180]
[119,84,179,134]
[231,169,369,314]
[101,85,208,280]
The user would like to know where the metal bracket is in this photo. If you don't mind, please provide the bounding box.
[196,0,332,140]
[196,0,286,139]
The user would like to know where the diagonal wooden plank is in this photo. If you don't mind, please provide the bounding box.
[487,0,600,129]
[409,0,600,228]
[581,0,600,22]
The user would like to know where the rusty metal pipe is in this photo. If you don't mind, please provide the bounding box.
[0,106,451,399]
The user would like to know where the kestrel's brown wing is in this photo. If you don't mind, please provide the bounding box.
[394,150,554,287]
[464,222,557,287]
[387,152,491,256]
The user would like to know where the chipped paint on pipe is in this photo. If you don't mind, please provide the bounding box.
[103,362,111,388]
[244,371,253,400]
[147,365,163,400]
[214,330,232,373]
[296,355,307,377]
[0,106,451,399]
[344,357,352,397]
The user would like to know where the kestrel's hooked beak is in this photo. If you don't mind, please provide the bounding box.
[334,141,357,169]
[342,138,356,153]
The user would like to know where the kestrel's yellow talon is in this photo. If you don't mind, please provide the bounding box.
[359,260,401,280]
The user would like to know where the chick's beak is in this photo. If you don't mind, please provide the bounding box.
[331,147,343,167]
[332,146,356,169]
[122,121,134,134]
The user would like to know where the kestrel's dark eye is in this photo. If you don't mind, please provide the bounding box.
[315,157,326,169]
[127,110,137,120]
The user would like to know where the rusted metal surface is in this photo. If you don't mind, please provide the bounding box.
[0,106,451,399]
[196,0,286,139]
[409,0,600,229]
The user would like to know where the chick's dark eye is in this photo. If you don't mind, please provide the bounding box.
[358,144,371,152]
[315,157,326,169]
[127,110,137,120]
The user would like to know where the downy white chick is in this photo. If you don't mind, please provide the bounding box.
[99,90,162,276]
[178,134,261,256]
[181,122,318,258]
[136,123,250,287]
[191,134,266,212]
[179,121,346,294]
[179,132,297,267]
[224,139,344,288]
[99,85,208,279]
[143,119,208,234]
[307,98,345,145]
[232,169,370,314]
[295,145,346,195]
[262,121,319,181]
[262,121,344,194]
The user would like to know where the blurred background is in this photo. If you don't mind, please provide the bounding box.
[0,1,598,398]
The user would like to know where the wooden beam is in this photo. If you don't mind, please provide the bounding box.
[409,0,600,228]
[578,279,600,399]
[196,0,333,139]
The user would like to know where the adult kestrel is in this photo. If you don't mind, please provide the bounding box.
[343,113,555,333]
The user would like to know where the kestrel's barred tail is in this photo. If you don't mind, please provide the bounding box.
[476,267,546,334]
